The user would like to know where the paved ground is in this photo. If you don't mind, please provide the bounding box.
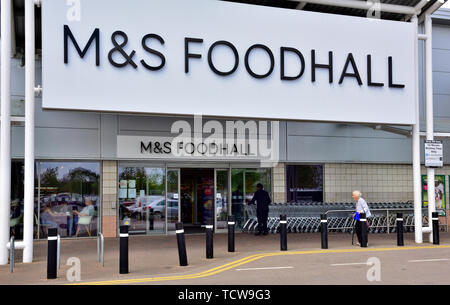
[0,231,449,285]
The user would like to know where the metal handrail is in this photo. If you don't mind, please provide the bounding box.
[57,234,61,269]
[325,208,448,233]
[97,233,104,267]
[9,236,14,273]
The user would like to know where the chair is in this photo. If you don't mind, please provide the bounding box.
[76,216,93,236]
[10,214,23,236]
[36,214,54,237]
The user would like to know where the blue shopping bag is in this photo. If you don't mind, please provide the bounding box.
[353,212,360,221]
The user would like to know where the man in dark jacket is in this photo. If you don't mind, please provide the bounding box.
[248,183,271,236]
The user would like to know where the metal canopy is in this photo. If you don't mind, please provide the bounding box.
[5,0,445,58]
[222,0,439,21]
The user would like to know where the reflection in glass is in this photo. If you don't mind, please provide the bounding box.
[118,167,165,235]
[216,170,229,230]
[167,169,179,232]
[231,169,245,229]
[245,169,272,205]
[38,162,100,238]
[286,165,323,202]
[10,161,38,239]
[231,168,272,229]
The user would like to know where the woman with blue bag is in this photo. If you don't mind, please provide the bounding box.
[352,190,371,246]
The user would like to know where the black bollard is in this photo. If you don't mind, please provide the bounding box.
[228,215,235,253]
[206,220,214,259]
[432,212,440,245]
[119,225,129,274]
[320,214,328,249]
[149,208,154,231]
[396,213,404,246]
[360,213,368,248]
[176,222,188,266]
[280,215,287,251]
[47,228,58,279]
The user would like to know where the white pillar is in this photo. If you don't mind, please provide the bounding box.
[425,14,436,243]
[412,15,423,244]
[23,0,36,263]
[0,0,12,265]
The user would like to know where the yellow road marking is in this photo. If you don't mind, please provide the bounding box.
[70,244,450,285]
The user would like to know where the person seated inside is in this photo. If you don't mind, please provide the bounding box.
[72,198,96,235]
[41,204,59,229]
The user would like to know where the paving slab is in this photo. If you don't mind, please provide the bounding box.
[0,231,448,285]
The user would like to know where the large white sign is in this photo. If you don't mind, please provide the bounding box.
[42,0,416,124]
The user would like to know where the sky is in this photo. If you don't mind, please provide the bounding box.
[443,2,450,9]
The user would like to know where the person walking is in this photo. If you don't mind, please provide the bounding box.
[352,190,371,246]
[248,183,272,236]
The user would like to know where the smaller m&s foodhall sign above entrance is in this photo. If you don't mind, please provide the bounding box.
[42,0,416,125]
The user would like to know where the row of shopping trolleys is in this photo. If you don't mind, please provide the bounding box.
[242,201,429,234]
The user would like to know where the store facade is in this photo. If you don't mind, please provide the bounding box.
[2,0,450,247]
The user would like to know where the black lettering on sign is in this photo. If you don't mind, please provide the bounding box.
[108,31,138,68]
[141,34,166,71]
[141,142,152,153]
[311,50,333,83]
[367,55,384,87]
[280,47,305,81]
[64,25,100,66]
[163,142,171,154]
[388,56,405,88]
[339,53,362,85]
[185,37,203,73]
[245,44,274,79]
[208,40,239,76]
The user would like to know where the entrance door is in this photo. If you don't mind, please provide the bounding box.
[180,168,214,233]
[166,168,180,233]
[215,169,230,232]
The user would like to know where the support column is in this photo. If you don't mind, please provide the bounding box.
[23,0,36,263]
[0,0,12,265]
[425,14,436,243]
[412,15,423,244]
[102,161,118,237]
[272,163,286,203]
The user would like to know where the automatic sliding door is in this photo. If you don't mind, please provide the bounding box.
[231,169,245,229]
[166,168,180,232]
[118,166,165,235]
[215,169,229,231]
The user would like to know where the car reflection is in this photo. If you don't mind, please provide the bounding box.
[123,195,179,219]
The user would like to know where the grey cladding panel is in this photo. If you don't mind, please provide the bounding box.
[433,25,450,50]
[287,135,412,163]
[433,49,450,72]
[287,122,408,139]
[35,128,100,159]
[100,114,118,159]
[433,72,450,95]
[36,99,100,129]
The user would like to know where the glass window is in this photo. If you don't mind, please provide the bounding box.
[231,169,245,229]
[38,162,101,238]
[118,166,166,235]
[244,168,272,205]
[231,168,272,229]
[167,169,179,232]
[215,170,229,230]
[286,165,323,202]
[10,161,34,239]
